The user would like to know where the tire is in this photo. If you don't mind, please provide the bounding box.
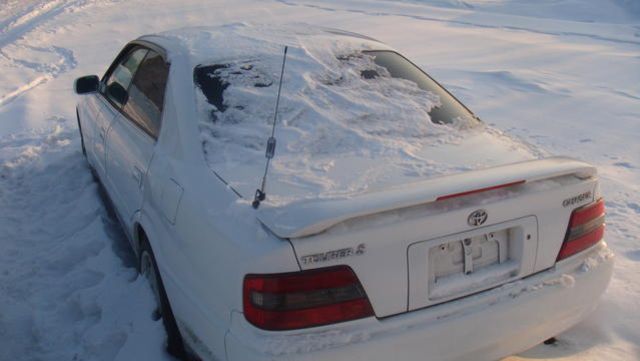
[76,108,87,157]
[139,234,187,359]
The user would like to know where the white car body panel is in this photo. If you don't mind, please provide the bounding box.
[105,111,155,231]
[74,24,613,361]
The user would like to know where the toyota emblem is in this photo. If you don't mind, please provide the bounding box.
[468,209,488,226]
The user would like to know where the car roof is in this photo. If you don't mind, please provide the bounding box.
[137,23,391,67]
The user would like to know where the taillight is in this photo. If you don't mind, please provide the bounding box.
[557,198,605,261]
[243,266,374,331]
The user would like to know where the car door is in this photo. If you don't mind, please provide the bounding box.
[77,95,109,176]
[88,99,114,178]
[93,47,148,179]
[104,48,170,232]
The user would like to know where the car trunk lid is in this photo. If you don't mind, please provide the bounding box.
[259,157,598,317]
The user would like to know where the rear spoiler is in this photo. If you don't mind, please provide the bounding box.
[256,157,596,239]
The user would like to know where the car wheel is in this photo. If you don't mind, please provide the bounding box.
[139,234,187,359]
[76,108,86,157]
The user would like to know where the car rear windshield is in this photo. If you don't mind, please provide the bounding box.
[193,48,486,200]
[194,50,475,126]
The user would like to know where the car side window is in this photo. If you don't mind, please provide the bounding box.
[122,50,169,138]
[103,48,148,108]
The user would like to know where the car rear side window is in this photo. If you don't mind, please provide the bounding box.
[122,50,169,138]
[104,48,148,108]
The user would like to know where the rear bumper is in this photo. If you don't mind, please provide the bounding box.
[224,242,614,361]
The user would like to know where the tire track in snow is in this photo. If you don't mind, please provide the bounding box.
[0,45,77,107]
[0,0,92,107]
[0,0,88,49]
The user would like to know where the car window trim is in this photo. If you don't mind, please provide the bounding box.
[99,41,170,141]
[100,40,168,83]
[101,45,140,86]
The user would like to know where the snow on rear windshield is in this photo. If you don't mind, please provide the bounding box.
[194,48,480,201]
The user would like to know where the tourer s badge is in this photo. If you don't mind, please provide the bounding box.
[300,244,366,265]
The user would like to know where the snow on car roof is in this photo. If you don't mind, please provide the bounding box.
[145,23,388,66]
[147,23,543,206]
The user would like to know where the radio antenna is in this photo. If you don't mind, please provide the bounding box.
[253,46,288,209]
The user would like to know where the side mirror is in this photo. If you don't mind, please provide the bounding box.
[74,75,99,94]
[106,82,129,105]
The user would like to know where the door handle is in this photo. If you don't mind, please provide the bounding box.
[132,166,144,188]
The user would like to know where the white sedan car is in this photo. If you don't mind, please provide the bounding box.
[74,24,613,361]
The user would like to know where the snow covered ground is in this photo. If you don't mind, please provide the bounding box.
[0,0,637,360]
